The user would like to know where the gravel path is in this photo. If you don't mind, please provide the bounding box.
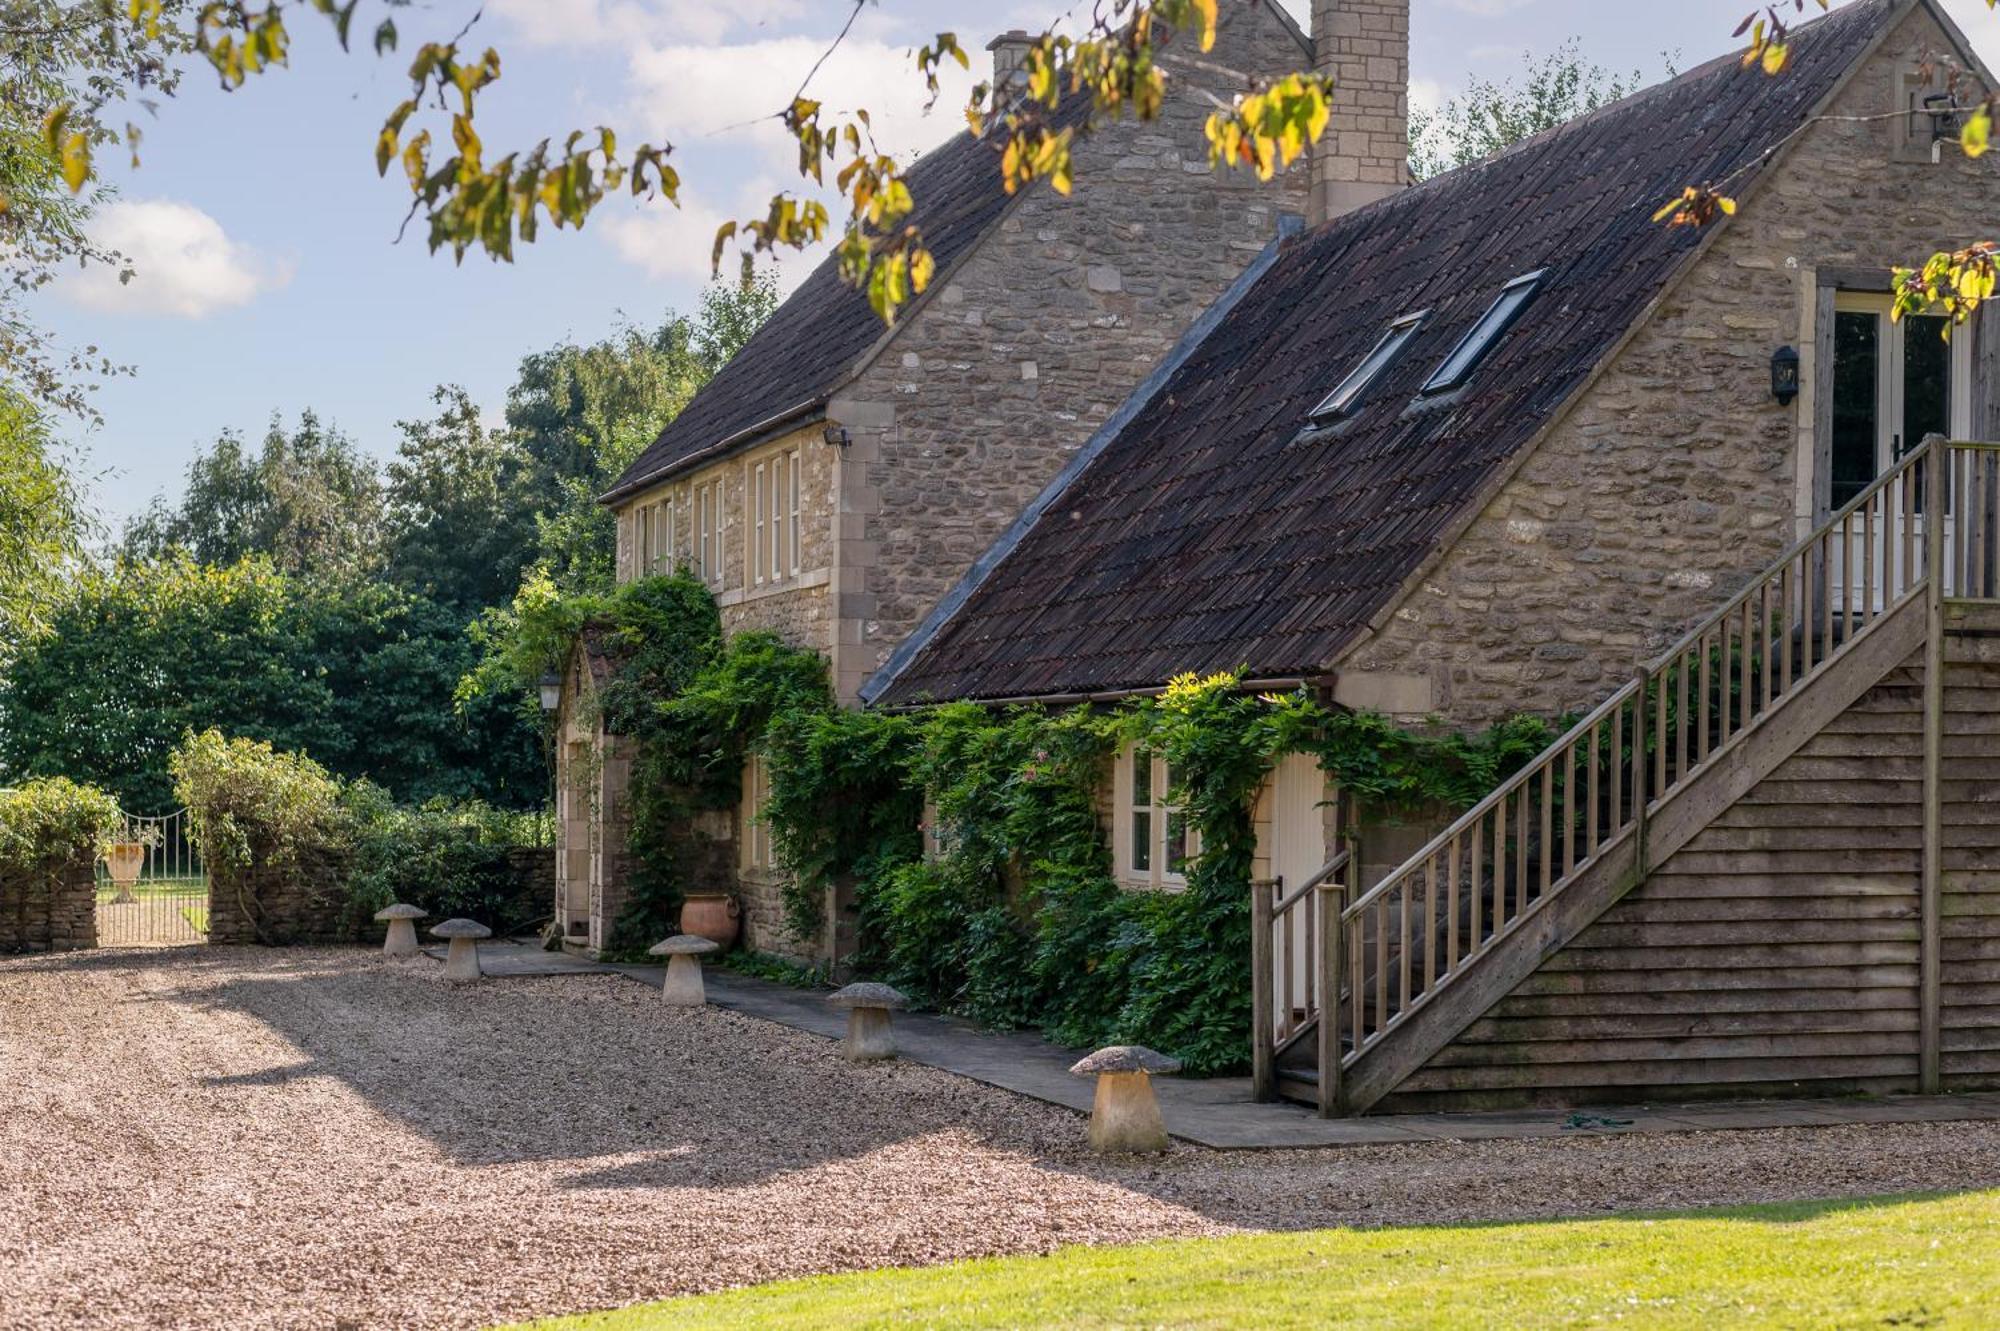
[2,946,1997,1330]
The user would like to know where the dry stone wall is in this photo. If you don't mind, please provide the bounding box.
[0,854,96,952]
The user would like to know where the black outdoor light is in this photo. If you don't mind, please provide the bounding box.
[538,671,563,715]
[822,421,852,449]
[1771,344,1800,406]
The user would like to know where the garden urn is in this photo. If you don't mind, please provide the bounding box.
[104,842,145,904]
[827,982,908,1061]
[679,893,742,949]
[431,918,492,981]
[651,934,720,1005]
[374,903,427,958]
[1070,1045,1181,1154]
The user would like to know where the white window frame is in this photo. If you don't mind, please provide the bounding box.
[1114,744,1199,890]
[751,461,769,586]
[695,479,725,587]
[787,448,803,576]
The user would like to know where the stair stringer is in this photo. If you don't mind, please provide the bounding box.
[1341,590,1930,1115]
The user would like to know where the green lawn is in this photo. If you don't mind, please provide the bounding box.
[517,1189,2000,1330]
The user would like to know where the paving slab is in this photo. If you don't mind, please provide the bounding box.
[452,943,2000,1150]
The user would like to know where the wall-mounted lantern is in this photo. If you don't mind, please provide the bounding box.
[1771,344,1800,406]
[538,672,563,715]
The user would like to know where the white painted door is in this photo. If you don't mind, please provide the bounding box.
[1828,293,1969,608]
[1266,752,1333,1025]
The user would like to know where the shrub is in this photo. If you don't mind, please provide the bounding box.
[0,777,120,882]
[172,729,354,942]
[346,785,547,931]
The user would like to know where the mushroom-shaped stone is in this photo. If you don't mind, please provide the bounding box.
[1069,1045,1181,1154]
[650,934,720,1006]
[827,982,908,1062]
[374,903,427,958]
[430,918,492,981]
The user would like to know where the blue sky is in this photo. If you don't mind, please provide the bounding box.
[33,0,2000,531]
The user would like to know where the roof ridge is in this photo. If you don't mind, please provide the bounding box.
[1325,0,1895,232]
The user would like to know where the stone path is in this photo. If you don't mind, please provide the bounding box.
[449,942,2000,1149]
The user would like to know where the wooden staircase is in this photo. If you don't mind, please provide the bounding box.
[1252,436,2000,1115]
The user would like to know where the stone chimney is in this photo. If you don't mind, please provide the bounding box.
[987,30,1034,91]
[1310,0,1409,225]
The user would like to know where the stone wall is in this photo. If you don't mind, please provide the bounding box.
[613,420,836,653]
[0,853,96,952]
[829,0,1311,702]
[1310,0,1409,222]
[207,854,350,946]
[1338,4,2000,727]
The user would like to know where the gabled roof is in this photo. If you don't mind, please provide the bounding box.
[602,3,1311,505]
[874,0,1899,706]
[602,121,1025,503]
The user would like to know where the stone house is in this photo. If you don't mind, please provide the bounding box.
[881,0,2000,1110]
[559,1,1315,957]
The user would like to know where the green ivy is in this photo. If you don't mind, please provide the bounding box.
[582,582,1564,1073]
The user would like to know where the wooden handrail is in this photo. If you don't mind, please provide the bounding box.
[1322,435,1964,1083]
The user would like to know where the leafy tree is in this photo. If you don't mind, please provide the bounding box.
[122,410,384,579]
[381,384,537,616]
[506,270,778,593]
[0,390,84,659]
[1409,41,1670,181]
[1,49,124,417]
[0,556,540,811]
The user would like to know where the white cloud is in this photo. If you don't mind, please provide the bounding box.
[625,34,976,172]
[64,199,291,319]
[602,181,820,294]
[490,0,810,49]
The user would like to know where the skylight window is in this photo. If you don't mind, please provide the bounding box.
[1309,310,1427,422]
[1421,270,1546,395]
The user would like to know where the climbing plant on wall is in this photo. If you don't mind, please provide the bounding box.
[583,577,1565,1072]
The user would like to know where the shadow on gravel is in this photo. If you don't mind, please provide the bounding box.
[153,947,1088,1194]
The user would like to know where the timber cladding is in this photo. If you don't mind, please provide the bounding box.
[1942,639,2000,1090]
[1383,648,1933,1112]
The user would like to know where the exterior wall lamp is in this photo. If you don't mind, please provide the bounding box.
[1771,344,1800,406]
[822,422,852,449]
[538,672,563,714]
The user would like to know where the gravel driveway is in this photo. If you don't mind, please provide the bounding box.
[3,946,1997,1330]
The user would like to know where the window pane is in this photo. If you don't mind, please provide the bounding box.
[1310,314,1423,421]
[1165,811,1189,874]
[1903,313,1951,453]
[1131,810,1151,873]
[1137,751,1156,803]
[1423,276,1541,394]
[1831,310,1879,508]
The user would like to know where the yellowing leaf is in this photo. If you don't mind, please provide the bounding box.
[1963,107,1991,159]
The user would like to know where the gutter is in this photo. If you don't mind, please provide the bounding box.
[860,212,1306,707]
[877,676,1313,714]
[598,396,826,506]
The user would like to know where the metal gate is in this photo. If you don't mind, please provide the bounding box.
[95,809,208,946]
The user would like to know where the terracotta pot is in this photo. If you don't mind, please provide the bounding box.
[679,893,741,949]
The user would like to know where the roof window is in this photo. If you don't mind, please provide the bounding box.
[1308,310,1428,422]
[1421,270,1545,395]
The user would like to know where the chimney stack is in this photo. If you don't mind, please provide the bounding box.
[1310,0,1409,225]
[987,30,1034,91]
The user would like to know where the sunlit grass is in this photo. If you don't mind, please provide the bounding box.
[517,1188,2000,1330]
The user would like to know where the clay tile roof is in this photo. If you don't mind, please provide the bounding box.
[874,0,1894,706]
